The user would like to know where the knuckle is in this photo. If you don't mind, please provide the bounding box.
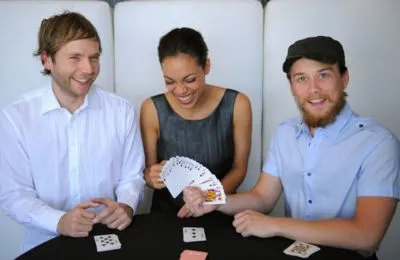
[109,223,117,229]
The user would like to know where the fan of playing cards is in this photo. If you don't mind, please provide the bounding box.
[160,156,226,204]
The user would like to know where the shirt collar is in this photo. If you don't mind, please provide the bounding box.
[40,82,61,115]
[296,102,353,140]
[296,121,308,139]
[40,82,101,115]
[80,86,101,111]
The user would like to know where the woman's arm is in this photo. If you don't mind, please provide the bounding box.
[140,98,165,189]
[220,92,252,194]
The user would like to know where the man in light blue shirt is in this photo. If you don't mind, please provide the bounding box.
[183,36,399,258]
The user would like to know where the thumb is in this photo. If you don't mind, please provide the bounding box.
[160,160,168,166]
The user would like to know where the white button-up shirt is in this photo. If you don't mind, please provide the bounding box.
[0,83,145,252]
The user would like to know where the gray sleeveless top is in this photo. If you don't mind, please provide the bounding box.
[150,89,238,213]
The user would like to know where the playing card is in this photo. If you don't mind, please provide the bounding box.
[196,175,225,204]
[180,249,208,260]
[160,156,226,204]
[192,168,213,185]
[177,156,209,183]
[183,227,207,242]
[283,241,320,258]
[94,234,121,252]
[161,157,197,198]
[197,175,220,189]
[202,187,226,204]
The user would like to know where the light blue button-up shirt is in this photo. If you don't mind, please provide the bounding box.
[263,103,399,220]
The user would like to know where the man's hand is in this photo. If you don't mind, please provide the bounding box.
[177,203,194,218]
[183,186,217,217]
[144,160,167,189]
[233,209,278,238]
[92,198,133,230]
[57,200,100,237]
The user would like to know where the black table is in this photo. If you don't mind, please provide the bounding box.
[17,212,365,259]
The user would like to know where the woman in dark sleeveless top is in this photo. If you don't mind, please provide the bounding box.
[140,27,252,215]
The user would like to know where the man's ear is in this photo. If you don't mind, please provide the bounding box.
[41,51,53,71]
[342,70,349,90]
[204,58,211,75]
[290,84,296,97]
[288,74,296,97]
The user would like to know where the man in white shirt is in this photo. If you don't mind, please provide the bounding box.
[0,11,145,252]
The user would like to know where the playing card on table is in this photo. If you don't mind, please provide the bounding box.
[283,241,320,258]
[183,227,207,242]
[180,249,208,260]
[94,234,121,252]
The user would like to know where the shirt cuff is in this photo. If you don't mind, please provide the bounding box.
[117,194,139,214]
[116,178,145,215]
[262,163,279,177]
[358,187,399,200]
[38,207,66,234]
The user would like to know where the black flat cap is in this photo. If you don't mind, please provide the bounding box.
[282,36,345,73]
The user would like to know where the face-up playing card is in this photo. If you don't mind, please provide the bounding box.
[198,175,219,189]
[283,241,320,258]
[94,234,121,252]
[160,157,198,198]
[197,175,225,204]
[202,187,226,204]
[183,227,207,243]
[192,168,213,185]
[180,249,208,260]
[161,156,226,204]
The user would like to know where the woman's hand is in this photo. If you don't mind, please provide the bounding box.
[144,160,167,189]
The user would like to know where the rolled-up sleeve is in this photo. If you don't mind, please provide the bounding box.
[262,131,280,177]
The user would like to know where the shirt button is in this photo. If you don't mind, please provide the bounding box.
[307,172,311,176]
[308,200,312,204]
